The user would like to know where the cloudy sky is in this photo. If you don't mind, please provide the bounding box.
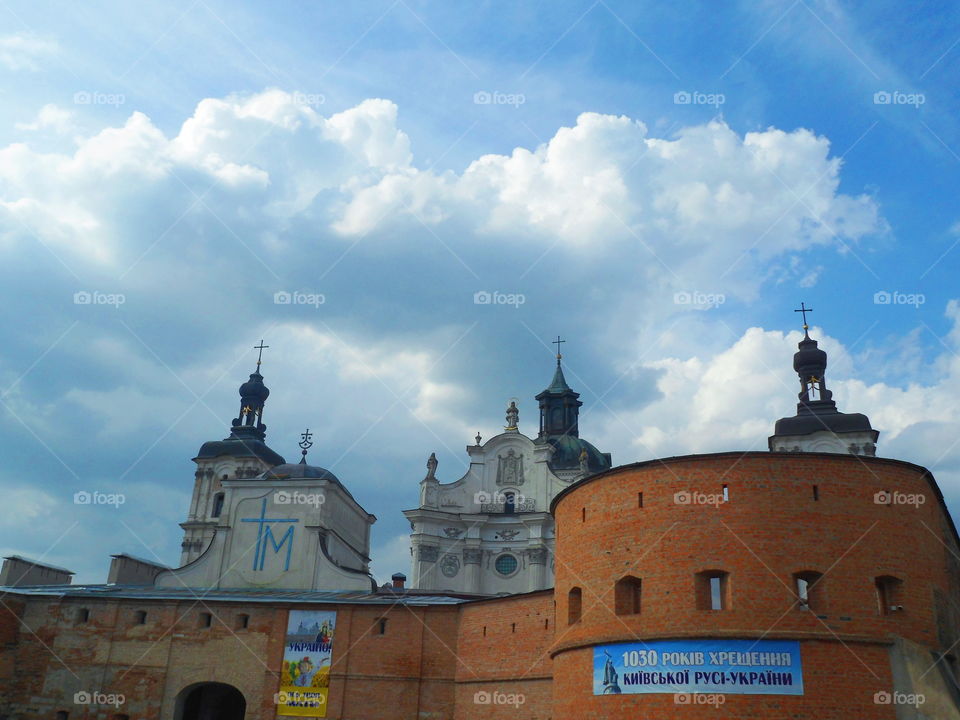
[1,0,959,584]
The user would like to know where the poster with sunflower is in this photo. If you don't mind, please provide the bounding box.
[276,610,336,717]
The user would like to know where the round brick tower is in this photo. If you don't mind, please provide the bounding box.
[549,451,960,719]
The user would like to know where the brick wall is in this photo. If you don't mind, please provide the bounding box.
[549,452,960,719]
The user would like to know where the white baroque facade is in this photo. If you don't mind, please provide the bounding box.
[404,357,612,594]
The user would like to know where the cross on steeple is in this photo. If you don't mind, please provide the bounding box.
[794,303,813,336]
[298,428,313,464]
[552,335,566,364]
[254,340,269,368]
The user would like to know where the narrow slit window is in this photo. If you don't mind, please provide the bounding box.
[568,587,583,624]
[638,492,644,508]
[722,484,729,502]
[813,485,819,501]
[378,618,387,635]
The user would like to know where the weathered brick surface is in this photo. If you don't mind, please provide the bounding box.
[2,452,958,719]
[550,452,959,719]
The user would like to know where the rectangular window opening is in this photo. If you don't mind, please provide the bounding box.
[812,485,819,501]
[638,492,644,508]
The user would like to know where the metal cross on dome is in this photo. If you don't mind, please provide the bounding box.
[254,340,269,367]
[299,428,313,461]
[794,303,813,334]
[552,335,566,361]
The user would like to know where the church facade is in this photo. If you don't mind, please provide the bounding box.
[2,325,960,720]
[404,350,611,594]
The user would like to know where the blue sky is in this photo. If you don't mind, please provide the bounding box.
[1,0,959,583]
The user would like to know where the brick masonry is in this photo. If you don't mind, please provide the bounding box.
[1,452,959,719]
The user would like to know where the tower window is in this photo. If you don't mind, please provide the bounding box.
[793,571,824,611]
[511,622,516,633]
[722,484,729,502]
[876,575,904,614]
[199,612,213,628]
[696,571,729,611]
[614,576,642,615]
[377,618,387,635]
[813,485,819,501]
[134,610,147,625]
[236,613,250,630]
[638,492,644,508]
[56,713,69,720]
[77,608,90,624]
[504,492,516,514]
[211,492,225,518]
[568,587,582,624]
[582,507,586,522]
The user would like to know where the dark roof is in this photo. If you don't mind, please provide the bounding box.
[542,434,612,472]
[0,584,487,606]
[263,462,340,482]
[773,405,877,437]
[194,435,285,466]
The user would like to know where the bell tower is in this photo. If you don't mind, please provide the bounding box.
[769,305,879,456]
[536,336,583,438]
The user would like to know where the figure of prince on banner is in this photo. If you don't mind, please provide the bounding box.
[278,610,337,717]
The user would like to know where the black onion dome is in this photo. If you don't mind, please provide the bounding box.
[793,336,828,377]
[239,371,270,402]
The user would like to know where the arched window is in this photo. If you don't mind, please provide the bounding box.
[876,575,904,615]
[696,570,729,610]
[211,492,225,518]
[568,586,582,624]
[615,576,642,615]
[793,571,824,611]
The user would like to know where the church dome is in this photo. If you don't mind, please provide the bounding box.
[261,462,340,483]
[544,434,612,472]
[239,371,270,402]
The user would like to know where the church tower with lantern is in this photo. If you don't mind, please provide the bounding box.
[768,304,879,455]
[404,338,612,594]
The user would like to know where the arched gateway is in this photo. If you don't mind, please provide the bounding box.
[173,682,246,720]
